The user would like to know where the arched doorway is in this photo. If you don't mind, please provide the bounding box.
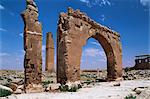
[81,38,106,71]
[57,7,122,84]
[81,38,107,81]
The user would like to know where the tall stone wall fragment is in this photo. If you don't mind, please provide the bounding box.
[21,0,43,92]
[45,32,55,73]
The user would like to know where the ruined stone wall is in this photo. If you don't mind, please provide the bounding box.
[45,32,55,73]
[21,0,42,92]
[134,58,150,70]
[57,7,122,84]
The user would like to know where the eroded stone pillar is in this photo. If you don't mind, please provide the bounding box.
[45,32,55,73]
[21,0,42,93]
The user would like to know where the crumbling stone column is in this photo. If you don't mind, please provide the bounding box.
[21,0,43,92]
[45,32,55,73]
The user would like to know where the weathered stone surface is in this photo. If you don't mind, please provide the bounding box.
[45,32,55,73]
[48,83,61,91]
[123,70,150,80]
[25,84,43,93]
[8,83,18,91]
[137,87,150,99]
[113,82,121,86]
[57,7,122,84]
[14,89,23,94]
[21,0,42,92]
[14,85,24,94]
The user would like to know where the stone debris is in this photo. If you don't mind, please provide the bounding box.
[0,69,150,98]
[113,82,121,86]
[1,80,150,99]
[25,84,44,93]
[65,81,81,90]
[14,89,23,94]
[133,87,146,95]
[123,70,150,80]
[8,83,18,91]
[14,85,24,94]
[48,83,61,91]
[0,70,24,85]
[137,87,150,99]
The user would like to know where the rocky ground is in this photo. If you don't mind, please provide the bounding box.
[0,69,150,99]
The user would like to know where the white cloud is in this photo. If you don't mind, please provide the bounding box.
[91,41,100,46]
[42,45,46,51]
[0,53,9,56]
[0,4,15,16]
[80,0,111,7]
[81,48,107,69]
[83,48,106,57]
[140,0,150,6]
[100,14,106,21]
[19,33,23,37]
[80,0,89,3]
[0,52,24,70]
[84,48,99,57]
[101,0,111,6]
[0,28,7,32]
[0,4,4,10]
[21,50,25,54]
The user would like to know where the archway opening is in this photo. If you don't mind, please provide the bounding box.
[80,38,107,82]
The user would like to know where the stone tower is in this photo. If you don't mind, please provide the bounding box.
[21,0,43,92]
[45,32,55,73]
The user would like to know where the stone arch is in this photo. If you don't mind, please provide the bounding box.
[57,7,122,84]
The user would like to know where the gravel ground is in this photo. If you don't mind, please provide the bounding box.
[1,79,150,99]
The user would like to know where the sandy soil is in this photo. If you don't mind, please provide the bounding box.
[2,79,150,99]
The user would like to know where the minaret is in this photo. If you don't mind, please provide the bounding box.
[45,32,55,73]
[21,0,43,93]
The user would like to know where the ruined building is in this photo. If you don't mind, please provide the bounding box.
[21,0,43,92]
[45,32,55,73]
[57,7,122,84]
[134,54,150,70]
[21,0,122,88]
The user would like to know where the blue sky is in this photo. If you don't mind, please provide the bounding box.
[0,0,149,70]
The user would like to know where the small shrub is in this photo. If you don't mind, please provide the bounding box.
[7,78,12,82]
[0,88,12,97]
[84,80,92,85]
[124,67,133,72]
[80,74,86,77]
[0,77,3,80]
[59,84,80,92]
[68,86,78,92]
[59,85,69,92]
[78,84,82,89]
[42,80,52,87]
[125,94,136,99]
